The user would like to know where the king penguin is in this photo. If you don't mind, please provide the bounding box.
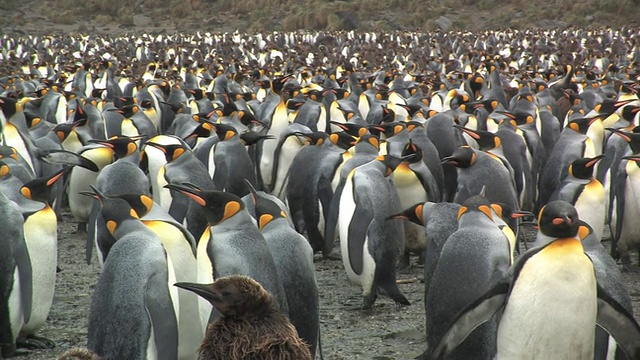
[247,181,320,358]
[163,183,288,333]
[426,200,640,360]
[86,192,179,360]
[422,194,512,360]
[339,155,411,309]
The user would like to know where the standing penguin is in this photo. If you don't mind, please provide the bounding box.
[339,155,411,309]
[208,123,257,197]
[611,154,640,271]
[426,201,640,360]
[247,181,320,358]
[16,168,68,350]
[0,190,30,358]
[164,183,288,333]
[549,156,606,241]
[422,195,512,360]
[86,194,179,360]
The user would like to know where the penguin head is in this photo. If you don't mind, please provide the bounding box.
[386,202,425,226]
[620,105,640,122]
[354,134,380,152]
[89,136,141,160]
[164,183,244,226]
[20,167,68,205]
[375,154,404,177]
[537,200,580,239]
[381,121,406,138]
[52,121,82,142]
[144,142,189,162]
[496,110,534,127]
[328,132,356,150]
[0,146,19,162]
[245,180,286,230]
[567,116,601,134]
[453,125,500,151]
[607,127,640,154]
[441,146,476,168]
[184,121,215,142]
[295,131,327,146]
[568,155,604,180]
[79,186,140,236]
[405,121,425,133]
[458,194,494,221]
[24,112,43,129]
[0,96,18,119]
[330,121,368,138]
[110,193,154,218]
[401,140,423,163]
[175,275,272,317]
[213,123,238,141]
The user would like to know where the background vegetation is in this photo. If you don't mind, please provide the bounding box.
[2,0,640,33]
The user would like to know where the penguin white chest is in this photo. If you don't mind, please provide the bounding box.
[574,180,605,241]
[621,163,640,244]
[21,208,58,334]
[496,240,597,360]
[339,173,363,286]
[392,166,428,252]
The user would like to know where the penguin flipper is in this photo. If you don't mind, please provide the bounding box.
[324,179,345,254]
[14,234,32,324]
[612,168,627,257]
[38,149,99,172]
[211,158,228,191]
[348,197,374,276]
[145,271,179,360]
[596,285,640,360]
[427,281,509,360]
[85,202,99,264]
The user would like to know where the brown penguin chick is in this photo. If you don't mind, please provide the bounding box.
[175,275,312,360]
[56,348,102,360]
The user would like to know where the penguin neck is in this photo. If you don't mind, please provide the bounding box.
[211,209,253,232]
[458,212,495,228]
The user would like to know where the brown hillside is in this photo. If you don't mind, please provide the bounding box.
[1,0,640,35]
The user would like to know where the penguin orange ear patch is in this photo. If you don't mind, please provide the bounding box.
[20,187,32,199]
[222,201,241,222]
[415,204,424,219]
[259,214,274,230]
[0,165,9,177]
[478,205,493,220]
[457,206,468,220]
[577,225,589,240]
[106,220,118,235]
[490,204,503,219]
[140,195,154,212]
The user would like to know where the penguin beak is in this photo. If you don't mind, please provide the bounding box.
[585,155,605,168]
[622,155,640,163]
[144,142,165,153]
[244,179,259,206]
[88,139,115,148]
[174,282,218,305]
[164,183,206,206]
[453,124,481,140]
[440,156,456,165]
[511,210,536,220]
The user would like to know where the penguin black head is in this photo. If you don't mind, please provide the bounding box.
[52,121,82,142]
[145,142,189,162]
[79,186,140,236]
[496,110,535,127]
[607,127,640,154]
[375,154,404,177]
[184,121,215,142]
[458,194,494,221]
[453,125,500,150]
[213,123,238,141]
[110,193,154,218]
[567,116,601,134]
[355,133,380,151]
[381,121,406,138]
[89,136,142,160]
[20,167,68,205]
[328,132,356,150]
[24,112,44,129]
[441,146,476,168]
[0,96,18,119]
[401,140,423,163]
[386,202,425,226]
[620,105,640,122]
[0,146,18,162]
[397,104,424,118]
[330,121,369,138]
[164,183,244,226]
[245,180,286,230]
[537,200,580,239]
[568,155,604,180]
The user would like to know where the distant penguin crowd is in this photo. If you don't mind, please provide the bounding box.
[1,26,640,359]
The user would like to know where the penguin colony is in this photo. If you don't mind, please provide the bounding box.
[0,26,640,359]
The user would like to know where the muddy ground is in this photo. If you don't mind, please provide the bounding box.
[28,208,640,360]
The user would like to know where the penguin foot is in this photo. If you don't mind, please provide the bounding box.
[16,335,56,350]
[1,342,29,358]
[73,222,87,234]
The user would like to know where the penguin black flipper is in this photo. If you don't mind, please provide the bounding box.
[426,281,510,360]
[145,271,179,360]
[595,285,640,360]
[348,194,374,276]
[211,159,228,191]
[324,178,345,253]
[85,201,99,264]
[38,149,99,172]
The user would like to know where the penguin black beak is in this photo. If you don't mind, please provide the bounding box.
[164,183,206,206]
[244,179,259,205]
[622,155,640,163]
[511,210,536,220]
[585,155,605,168]
[174,282,218,305]
[440,156,455,165]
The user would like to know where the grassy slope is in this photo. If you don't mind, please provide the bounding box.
[1,0,640,34]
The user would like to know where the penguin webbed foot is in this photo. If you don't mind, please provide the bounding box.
[1,342,29,358]
[16,335,56,350]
